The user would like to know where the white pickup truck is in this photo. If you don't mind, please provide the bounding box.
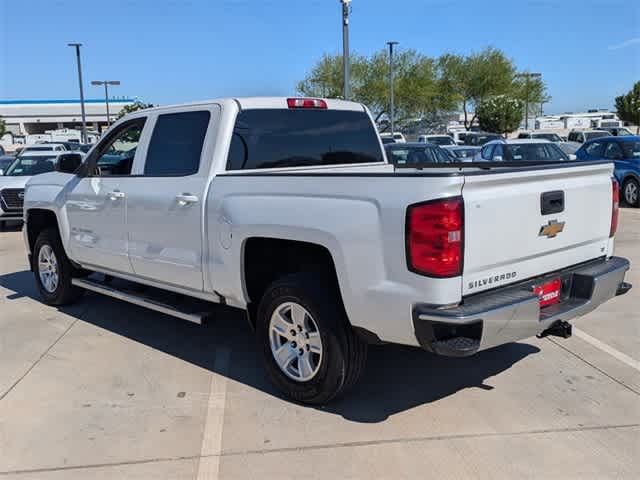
[23,97,631,404]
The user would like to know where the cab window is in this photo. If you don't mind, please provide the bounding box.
[91,118,146,176]
[144,111,210,176]
[584,141,605,158]
[604,142,624,160]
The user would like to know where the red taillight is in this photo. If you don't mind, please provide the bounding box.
[610,177,619,237]
[287,98,327,109]
[406,197,464,277]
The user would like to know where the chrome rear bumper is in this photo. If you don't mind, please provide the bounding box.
[413,256,631,357]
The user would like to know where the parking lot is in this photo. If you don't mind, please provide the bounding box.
[0,210,638,479]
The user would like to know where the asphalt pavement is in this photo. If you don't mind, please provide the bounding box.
[0,210,638,479]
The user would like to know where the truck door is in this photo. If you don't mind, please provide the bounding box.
[124,106,218,291]
[65,118,147,273]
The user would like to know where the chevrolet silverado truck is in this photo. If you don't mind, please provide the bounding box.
[22,97,631,404]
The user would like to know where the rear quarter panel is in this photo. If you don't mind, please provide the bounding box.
[206,171,464,346]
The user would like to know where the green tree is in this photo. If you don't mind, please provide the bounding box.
[117,101,155,120]
[0,117,6,138]
[296,49,450,128]
[438,47,517,130]
[511,74,551,121]
[615,81,640,134]
[476,95,524,136]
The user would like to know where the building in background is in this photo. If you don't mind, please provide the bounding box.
[0,98,137,136]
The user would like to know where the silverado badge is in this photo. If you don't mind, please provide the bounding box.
[539,220,565,238]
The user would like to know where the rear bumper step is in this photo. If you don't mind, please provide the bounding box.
[413,256,631,357]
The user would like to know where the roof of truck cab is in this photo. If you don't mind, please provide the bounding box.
[130,97,366,114]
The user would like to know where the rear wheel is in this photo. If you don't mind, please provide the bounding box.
[33,228,83,305]
[622,178,639,207]
[256,272,367,405]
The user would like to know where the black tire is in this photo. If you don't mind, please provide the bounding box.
[256,272,367,405]
[33,228,84,305]
[622,178,640,208]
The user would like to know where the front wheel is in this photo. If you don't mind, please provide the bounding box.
[622,178,639,207]
[256,272,367,405]
[33,228,83,305]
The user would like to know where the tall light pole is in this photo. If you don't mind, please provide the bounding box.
[516,72,542,130]
[68,43,88,143]
[340,0,351,100]
[387,41,399,134]
[91,80,120,128]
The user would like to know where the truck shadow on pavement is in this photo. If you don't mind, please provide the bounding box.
[1,269,540,423]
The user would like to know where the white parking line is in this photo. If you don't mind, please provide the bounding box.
[196,347,231,480]
[573,327,640,372]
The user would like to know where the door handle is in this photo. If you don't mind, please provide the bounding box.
[176,194,198,206]
[108,190,125,201]
[541,190,564,215]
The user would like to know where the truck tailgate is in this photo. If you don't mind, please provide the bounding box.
[462,163,614,296]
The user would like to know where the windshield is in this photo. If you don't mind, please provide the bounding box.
[5,155,57,176]
[427,136,455,145]
[617,128,634,136]
[622,141,640,159]
[503,143,569,162]
[585,131,611,140]
[533,133,562,142]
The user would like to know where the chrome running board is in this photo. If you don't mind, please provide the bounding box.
[72,277,205,324]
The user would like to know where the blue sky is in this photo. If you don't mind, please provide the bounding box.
[1,0,638,114]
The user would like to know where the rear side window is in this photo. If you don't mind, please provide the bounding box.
[226,109,383,170]
[144,111,210,176]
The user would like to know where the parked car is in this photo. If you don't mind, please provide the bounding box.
[384,142,451,166]
[449,130,469,145]
[19,143,68,154]
[474,139,571,162]
[442,145,480,161]
[380,132,406,143]
[517,131,564,142]
[596,127,635,137]
[576,136,640,207]
[23,96,631,404]
[567,130,612,143]
[417,134,456,146]
[0,154,15,174]
[464,132,503,146]
[43,141,92,151]
[0,151,72,226]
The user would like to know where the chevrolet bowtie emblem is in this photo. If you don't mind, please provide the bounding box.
[539,220,565,238]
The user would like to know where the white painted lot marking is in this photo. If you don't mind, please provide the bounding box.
[574,327,640,372]
[196,347,231,480]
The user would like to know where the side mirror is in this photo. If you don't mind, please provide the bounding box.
[493,155,503,162]
[56,153,83,174]
[568,154,577,161]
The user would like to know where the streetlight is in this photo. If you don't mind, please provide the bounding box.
[339,0,351,100]
[91,80,121,128]
[387,41,399,135]
[516,72,542,130]
[68,43,88,143]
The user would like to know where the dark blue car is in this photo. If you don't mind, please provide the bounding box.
[576,135,640,207]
